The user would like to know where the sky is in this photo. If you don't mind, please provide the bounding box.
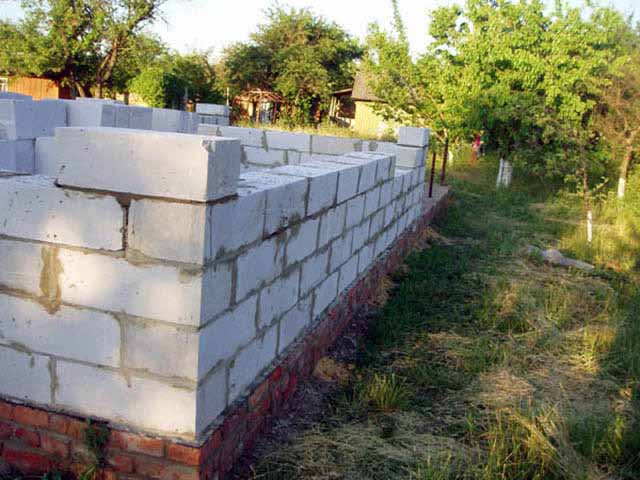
[1,0,637,57]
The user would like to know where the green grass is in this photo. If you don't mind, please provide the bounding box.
[249,156,640,479]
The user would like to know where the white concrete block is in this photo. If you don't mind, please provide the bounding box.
[58,249,230,326]
[228,325,278,400]
[300,249,329,295]
[345,195,365,229]
[318,203,347,247]
[258,268,300,329]
[380,180,394,207]
[65,101,116,127]
[196,104,230,116]
[150,108,182,132]
[285,217,319,266]
[0,293,120,367]
[0,239,42,293]
[265,130,310,152]
[384,203,396,227]
[370,209,385,238]
[336,154,378,193]
[338,255,358,294]
[312,271,339,318]
[278,297,312,353]
[270,165,338,215]
[210,187,266,257]
[56,361,197,437]
[74,98,121,104]
[396,146,425,169]
[243,146,286,167]
[198,295,257,378]
[351,221,369,252]
[0,139,34,173]
[364,140,397,155]
[392,172,405,198]
[398,127,430,147]
[0,345,51,404]
[0,100,66,139]
[0,175,123,250]
[239,171,307,235]
[358,243,374,274]
[377,155,395,182]
[329,230,353,272]
[217,126,265,148]
[364,186,381,217]
[303,160,360,203]
[236,235,285,300]
[115,105,130,128]
[179,111,199,134]
[311,135,362,155]
[128,200,209,264]
[34,136,59,175]
[56,128,241,202]
[195,366,227,435]
[124,319,198,380]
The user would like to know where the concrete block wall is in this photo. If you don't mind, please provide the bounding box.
[0,122,430,451]
[196,104,230,127]
[197,124,429,173]
[0,98,200,176]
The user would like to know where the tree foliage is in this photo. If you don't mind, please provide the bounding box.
[365,0,636,192]
[0,0,165,97]
[221,5,362,124]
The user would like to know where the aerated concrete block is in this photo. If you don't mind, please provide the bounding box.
[285,217,319,266]
[364,186,381,217]
[56,361,197,436]
[338,255,359,294]
[0,345,51,404]
[318,203,347,247]
[358,243,374,274]
[396,145,426,169]
[56,128,241,202]
[0,239,42,293]
[0,99,66,139]
[151,108,182,132]
[301,159,361,203]
[236,235,285,300]
[311,135,362,155]
[58,249,232,326]
[217,126,265,148]
[243,146,286,167]
[258,268,300,329]
[312,271,339,318]
[265,130,311,152]
[398,126,430,147]
[124,319,198,380]
[345,195,365,229]
[0,175,123,250]
[0,293,120,367]
[239,171,308,236]
[329,230,353,271]
[0,92,32,100]
[198,295,258,378]
[34,136,59,175]
[128,200,209,264]
[228,325,278,400]
[195,366,227,435]
[196,104,230,116]
[278,297,312,353]
[300,249,329,295]
[352,220,369,252]
[0,139,34,173]
[270,164,338,216]
[65,100,116,127]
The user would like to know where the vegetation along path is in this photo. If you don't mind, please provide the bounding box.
[239,156,640,479]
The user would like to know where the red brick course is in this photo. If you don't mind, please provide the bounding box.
[0,190,449,480]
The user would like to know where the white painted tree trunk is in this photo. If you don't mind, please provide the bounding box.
[496,159,513,188]
[587,210,593,243]
[618,177,626,199]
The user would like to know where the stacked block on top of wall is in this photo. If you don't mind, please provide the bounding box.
[0,122,431,455]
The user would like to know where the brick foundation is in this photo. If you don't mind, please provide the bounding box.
[0,188,450,480]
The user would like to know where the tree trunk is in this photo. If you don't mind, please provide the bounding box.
[618,149,633,199]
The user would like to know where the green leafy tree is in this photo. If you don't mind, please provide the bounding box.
[0,0,165,97]
[128,66,184,108]
[221,5,362,124]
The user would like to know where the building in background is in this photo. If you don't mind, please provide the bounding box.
[352,71,398,139]
[2,76,72,100]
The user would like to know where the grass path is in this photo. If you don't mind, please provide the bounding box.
[250,158,640,479]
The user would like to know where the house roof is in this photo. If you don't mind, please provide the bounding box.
[352,71,381,102]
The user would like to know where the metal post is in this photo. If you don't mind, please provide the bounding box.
[440,137,449,186]
[428,150,437,198]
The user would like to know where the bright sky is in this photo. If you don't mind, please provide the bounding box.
[1,0,637,57]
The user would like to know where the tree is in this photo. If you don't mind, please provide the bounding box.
[220,5,362,124]
[0,0,166,97]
